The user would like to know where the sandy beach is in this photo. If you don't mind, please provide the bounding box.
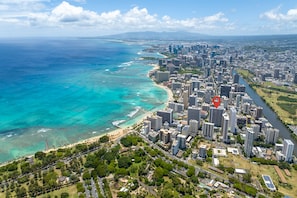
[149,63,174,103]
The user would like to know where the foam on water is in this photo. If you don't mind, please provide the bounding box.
[37,128,52,133]
[127,106,141,118]
[112,120,126,127]
[118,61,134,68]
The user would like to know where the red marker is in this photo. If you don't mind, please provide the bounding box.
[212,96,221,108]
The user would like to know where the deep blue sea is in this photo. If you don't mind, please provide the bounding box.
[0,38,167,163]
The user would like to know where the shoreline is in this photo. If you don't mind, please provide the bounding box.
[148,63,174,104]
[0,62,172,166]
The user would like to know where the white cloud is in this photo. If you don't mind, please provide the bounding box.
[50,1,97,23]
[0,0,48,12]
[260,6,297,21]
[203,12,228,23]
[1,1,231,36]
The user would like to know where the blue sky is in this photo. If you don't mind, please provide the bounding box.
[1,0,297,37]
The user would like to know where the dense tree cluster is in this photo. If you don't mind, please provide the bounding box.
[120,134,142,147]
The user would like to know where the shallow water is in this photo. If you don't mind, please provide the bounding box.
[0,38,167,162]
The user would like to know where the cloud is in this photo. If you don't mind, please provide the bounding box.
[51,1,97,23]
[1,1,231,35]
[203,12,228,23]
[0,0,47,12]
[260,6,297,21]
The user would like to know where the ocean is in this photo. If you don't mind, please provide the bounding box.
[0,38,168,163]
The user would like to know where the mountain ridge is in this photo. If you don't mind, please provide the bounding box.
[99,31,213,41]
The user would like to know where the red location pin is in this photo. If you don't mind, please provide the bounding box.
[212,96,221,108]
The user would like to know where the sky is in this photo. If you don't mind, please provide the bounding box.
[1,0,297,37]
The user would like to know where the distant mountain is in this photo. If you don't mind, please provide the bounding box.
[100,31,213,41]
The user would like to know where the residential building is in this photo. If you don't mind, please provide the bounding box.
[157,109,173,124]
[209,107,224,127]
[148,116,162,131]
[244,128,254,157]
[229,107,237,134]
[282,139,294,162]
[187,106,201,126]
[202,122,214,140]
[222,113,229,143]
[155,71,170,83]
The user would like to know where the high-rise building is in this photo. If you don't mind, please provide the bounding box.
[204,67,211,78]
[244,128,254,157]
[204,89,212,104]
[157,109,173,124]
[199,145,207,158]
[189,94,197,107]
[168,45,172,53]
[274,69,280,79]
[143,120,151,134]
[265,128,279,144]
[171,140,179,155]
[190,80,200,93]
[168,102,184,113]
[251,124,260,140]
[189,119,199,137]
[282,139,294,162]
[171,81,182,91]
[233,84,246,92]
[220,85,231,98]
[177,134,187,149]
[254,120,263,132]
[202,122,214,140]
[183,90,189,109]
[222,96,229,109]
[217,72,222,83]
[233,73,239,83]
[229,107,237,134]
[255,106,263,119]
[236,94,241,108]
[155,71,170,83]
[241,95,253,104]
[242,102,250,114]
[182,125,190,137]
[187,106,201,126]
[148,116,162,131]
[222,113,229,143]
[209,107,224,127]
[159,129,171,144]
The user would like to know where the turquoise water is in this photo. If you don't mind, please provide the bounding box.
[0,38,167,163]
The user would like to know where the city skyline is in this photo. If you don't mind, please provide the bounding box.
[1,0,297,37]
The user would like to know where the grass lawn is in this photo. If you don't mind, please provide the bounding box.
[0,184,79,198]
[254,86,297,125]
[220,154,297,197]
[36,184,78,198]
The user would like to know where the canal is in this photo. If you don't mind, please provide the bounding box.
[239,76,297,154]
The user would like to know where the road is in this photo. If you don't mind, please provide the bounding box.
[138,132,226,181]
[97,176,106,198]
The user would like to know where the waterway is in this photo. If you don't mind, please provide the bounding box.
[238,76,297,154]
